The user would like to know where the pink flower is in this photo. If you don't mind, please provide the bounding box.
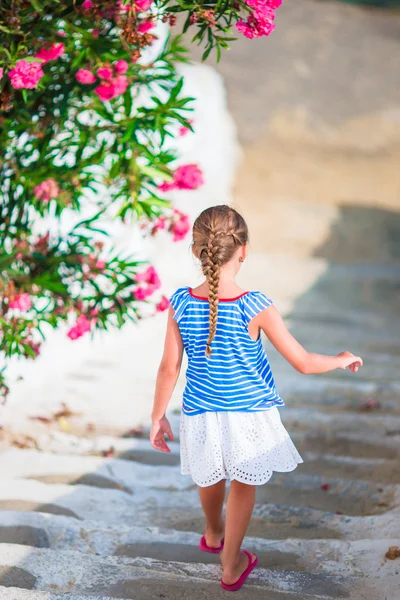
[94,81,115,101]
[114,59,129,74]
[138,21,155,33]
[267,0,282,7]
[35,43,65,63]
[117,0,131,11]
[236,21,257,39]
[178,121,193,137]
[159,164,204,193]
[135,0,152,11]
[134,286,154,301]
[9,60,44,90]
[113,75,128,95]
[95,76,128,101]
[170,210,191,242]
[67,314,91,341]
[9,293,32,311]
[152,216,166,234]
[156,296,169,312]
[34,178,59,202]
[95,260,106,270]
[135,266,161,289]
[26,339,41,356]
[97,66,113,81]
[76,69,96,84]
[0,68,3,80]
[174,164,204,190]
[82,0,93,8]
[92,28,100,38]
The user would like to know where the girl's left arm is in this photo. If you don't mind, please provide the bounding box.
[150,306,184,453]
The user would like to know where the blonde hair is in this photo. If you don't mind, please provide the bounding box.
[192,205,249,356]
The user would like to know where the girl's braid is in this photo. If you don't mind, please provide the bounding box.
[192,205,249,358]
[203,231,222,356]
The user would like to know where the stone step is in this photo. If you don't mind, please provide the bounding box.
[285,387,400,415]
[0,449,185,493]
[292,431,400,460]
[1,478,399,541]
[282,407,400,436]
[2,449,399,517]
[298,453,400,484]
[0,543,385,600]
[0,510,398,579]
[0,589,127,600]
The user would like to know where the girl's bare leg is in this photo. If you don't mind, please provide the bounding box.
[221,480,256,584]
[198,479,226,548]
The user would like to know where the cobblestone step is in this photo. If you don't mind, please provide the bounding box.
[0,511,398,580]
[0,544,386,600]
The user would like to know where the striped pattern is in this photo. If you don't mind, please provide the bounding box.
[170,287,285,416]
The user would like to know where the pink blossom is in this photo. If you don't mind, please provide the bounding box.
[236,21,256,39]
[9,60,44,90]
[267,0,282,7]
[94,81,115,101]
[95,75,128,101]
[35,43,65,63]
[97,66,113,81]
[95,259,106,270]
[82,0,93,8]
[134,286,154,301]
[9,293,32,311]
[152,216,166,234]
[67,314,91,341]
[156,296,169,312]
[117,0,131,11]
[34,178,59,202]
[135,0,152,11]
[138,21,155,33]
[114,59,129,74]
[170,211,191,242]
[135,266,161,289]
[174,164,204,190]
[113,75,128,95]
[76,69,96,84]
[92,29,100,38]
[178,120,193,137]
[159,164,204,193]
[0,68,3,80]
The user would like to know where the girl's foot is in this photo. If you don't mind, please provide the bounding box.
[221,550,258,589]
[204,528,224,549]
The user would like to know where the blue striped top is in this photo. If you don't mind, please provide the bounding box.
[170,286,285,416]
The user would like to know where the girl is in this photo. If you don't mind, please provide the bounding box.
[150,205,362,592]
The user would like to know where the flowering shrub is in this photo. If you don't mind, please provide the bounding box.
[0,0,281,399]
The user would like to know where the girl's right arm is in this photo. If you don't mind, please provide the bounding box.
[255,306,362,374]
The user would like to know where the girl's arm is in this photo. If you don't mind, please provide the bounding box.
[254,306,362,374]
[150,306,184,453]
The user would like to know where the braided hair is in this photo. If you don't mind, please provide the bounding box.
[192,205,249,357]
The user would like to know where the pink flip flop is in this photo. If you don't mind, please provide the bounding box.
[199,534,224,554]
[221,550,258,592]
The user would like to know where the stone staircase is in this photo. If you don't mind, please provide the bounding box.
[1,357,400,600]
[1,207,400,599]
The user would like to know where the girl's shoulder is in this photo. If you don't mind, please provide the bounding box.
[239,290,274,323]
[169,286,191,322]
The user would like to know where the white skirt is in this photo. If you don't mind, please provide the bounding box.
[180,408,303,487]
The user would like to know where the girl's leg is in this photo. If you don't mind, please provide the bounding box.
[198,479,226,548]
[221,480,256,584]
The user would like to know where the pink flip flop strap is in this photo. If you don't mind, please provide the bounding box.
[199,535,224,554]
[221,551,258,591]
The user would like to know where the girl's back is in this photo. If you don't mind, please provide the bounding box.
[171,286,284,415]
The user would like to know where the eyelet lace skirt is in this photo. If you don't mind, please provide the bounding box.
[180,407,303,487]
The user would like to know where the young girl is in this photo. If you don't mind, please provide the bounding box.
[150,205,362,592]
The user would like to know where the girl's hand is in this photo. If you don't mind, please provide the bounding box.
[337,351,363,372]
[150,416,174,453]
